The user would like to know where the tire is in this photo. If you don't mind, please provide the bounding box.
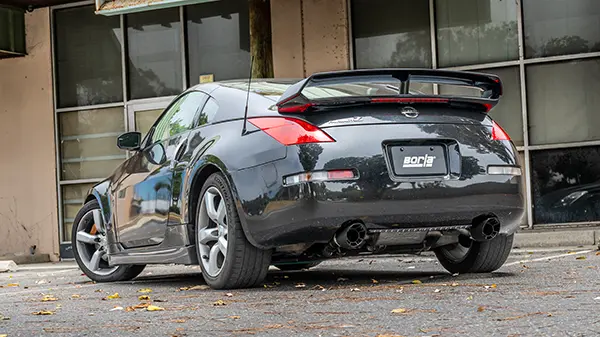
[195,172,271,289]
[72,200,146,282]
[434,234,514,274]
[274,262,321,271]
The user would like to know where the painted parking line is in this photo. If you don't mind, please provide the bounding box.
[505,249,594,267]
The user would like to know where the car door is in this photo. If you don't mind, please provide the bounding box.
[113,91,208,248]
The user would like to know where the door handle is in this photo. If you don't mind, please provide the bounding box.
[170,141,187,169]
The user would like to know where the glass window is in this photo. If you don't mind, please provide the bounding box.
[524,0,600,58]
[59,107,126,181]
[186,0,250,86]
[127,8,183,100]
[197,97,218,126]
[439,67,523,146]
[135,108,164,139]
[527,59,600,145]
[351,0,431,68]
[151,92,207,143]
[54,6,123,108]
[62,183,95,241]
[436,0,518,67]
[531,146,600,224]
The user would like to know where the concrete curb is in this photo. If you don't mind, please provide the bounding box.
[0,254,50,265]
[514,228,600,248]
[0,260,17,273]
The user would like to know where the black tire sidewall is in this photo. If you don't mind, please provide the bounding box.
[434,234,514,274]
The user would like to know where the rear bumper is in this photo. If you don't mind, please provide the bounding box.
[231,163,524,249]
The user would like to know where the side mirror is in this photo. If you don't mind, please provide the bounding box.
[117,132,142,150]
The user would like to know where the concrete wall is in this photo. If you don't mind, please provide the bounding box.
[271,0,350,78]
[0,8,59,261]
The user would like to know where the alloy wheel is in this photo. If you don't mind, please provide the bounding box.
[197,186,228,277]
[75,209,117,276]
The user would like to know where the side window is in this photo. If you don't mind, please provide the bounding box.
[197,97,219,126]
[151,91,207,144]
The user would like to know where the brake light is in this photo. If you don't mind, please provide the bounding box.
[247,117,335,146]
[371,97,449,104]
[492,121,510,141]
[278,103,313,113]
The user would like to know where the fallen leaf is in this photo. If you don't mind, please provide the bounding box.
[225,293,233,297]
[94,289,103,293]
[528,252,534,254]
[0,334,6,337]
[138,295,150,301]
[567,251,576,254]
[478,306,485,312]
[596,252,600,256]
[125,307,135,312]
[295,283,306,288]
[451,282,459,287]
[576,256,586,260]
[6,283,18,287]
[312,285,325,291]
[213,300,227,306]
[411,280,422,284]
[283,275,289,279]
[32,311,54,315]
[146,305,164,311]
[372,279,379,284]
[467,295,473,300]
[36,280,48,285]
[351,288,360,292]
[173,319,186,323]
[391,308,407,314]
[110,306,124,311]
[229,315,241,319]
[491,284,497,289]
[153,299,168,303]
[104,293,120,300]
[133,302,151,309]
[0,313,10,321]
[593,297,600,300]
[181,285,210,291]
[41,295,58,302]
[452,273,459,277]
[337,277,349,282]
[71,294,81,299]
[138,288,152,293]
[434,289,441,293]
[547,313,553,317]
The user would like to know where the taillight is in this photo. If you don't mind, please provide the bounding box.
[492,121,510,141]
[283,169,357,186]
[247,117,335,146]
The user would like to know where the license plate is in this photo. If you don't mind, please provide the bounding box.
[389,145,447,176]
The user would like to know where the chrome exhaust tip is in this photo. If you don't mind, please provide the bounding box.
[334,222,368,250]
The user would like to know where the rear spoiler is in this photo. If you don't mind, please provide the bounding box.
[276,68,502,113]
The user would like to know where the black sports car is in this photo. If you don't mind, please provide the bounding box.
[72,69,524,289]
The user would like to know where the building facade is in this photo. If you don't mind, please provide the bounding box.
[1,0,600,260]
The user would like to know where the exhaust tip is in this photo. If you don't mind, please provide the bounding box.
[471,216,500,241]
[334,222,367,250]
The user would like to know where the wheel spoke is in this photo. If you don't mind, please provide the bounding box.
[198,227,218,245]
[76,231,99,245]
[218,236,228,255]
[92,209,104,234]
[216,201,226,225]
[204,191,219,223]
[207,245,220,275]
[89,249,103,271]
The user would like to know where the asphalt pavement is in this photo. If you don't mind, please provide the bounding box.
[0,247,599,337]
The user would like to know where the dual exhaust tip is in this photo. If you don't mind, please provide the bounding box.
[331,216,501,252]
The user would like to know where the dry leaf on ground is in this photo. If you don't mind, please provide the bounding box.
[41,295,58,302]
[0,314,10,321]
[411,280,422,284]
[110,306,124,311]
[146,305,164,311]
[32,311,54,315]
[434,289,441,293]
[179,285,210,291]
[477,306,485,312]
[104,293,120,300]
[230,315,241,319]
[138,295,150,301]
[596,252,600,256]
[576,256,587,260]
[225,293,233,297]
[138,288,152,293]
[295,283,306,288]
[71,294,81,299]
[213,300,227,306]
[391,308,407,314]
[372,279,379,284]
[6,283,18,287]
[173,319,186,323]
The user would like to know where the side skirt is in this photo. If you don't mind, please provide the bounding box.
[108,245,198,266]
